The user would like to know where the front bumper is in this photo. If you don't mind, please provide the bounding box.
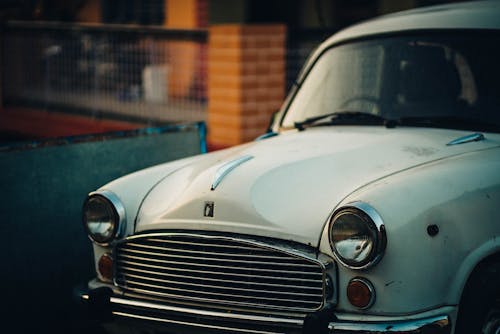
[327,315,450,333]
[80,286,452,334]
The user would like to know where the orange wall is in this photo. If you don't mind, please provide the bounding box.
[166,0,197,28]
[164,0,202,98]
[208,24,286,148]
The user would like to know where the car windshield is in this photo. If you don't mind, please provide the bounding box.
[281,32,500,133]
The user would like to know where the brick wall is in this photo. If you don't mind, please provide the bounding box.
[208,24,286,148]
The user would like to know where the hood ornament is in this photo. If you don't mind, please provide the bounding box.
[204,201,215,217]
[211,155,254,190]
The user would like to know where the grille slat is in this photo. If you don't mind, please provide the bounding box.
[119,289,310,311]
[117,265,323,291]
[121,273,323,299]
[125,242,313,261]
[124,279,322,305]
[118,249,320,270]
[146,238,272,252]
[117,260,322,283]
[119,287,318,312]
[115,234,326,313]
[117,253,322,276]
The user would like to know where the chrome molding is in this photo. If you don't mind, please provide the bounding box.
[84,190,126,246]
[446,132,484,146]
[329,201,387,270]
[118,232,330,267]
[211,155,254,190]
[119,285,321,310]
[328,314,451,333]
[112,311,287,334]
[110,297,304,326]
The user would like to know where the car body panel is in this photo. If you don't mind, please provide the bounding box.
[133,127,499,248]
[97,127,500,315]
[331,1,500,44]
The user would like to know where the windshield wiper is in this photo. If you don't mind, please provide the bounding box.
[294,111,391,131]
[294,113,500,132]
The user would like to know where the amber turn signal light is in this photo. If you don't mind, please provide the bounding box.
[98,253,114,282]
[347,277,375,309]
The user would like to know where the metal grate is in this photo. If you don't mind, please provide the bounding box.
[114,233,326,315]
[3,22,207,125]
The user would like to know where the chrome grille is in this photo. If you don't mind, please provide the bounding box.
[114,233,326,314]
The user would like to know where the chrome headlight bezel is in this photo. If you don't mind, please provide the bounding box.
[328,202,386,270]
[82,190,126,246]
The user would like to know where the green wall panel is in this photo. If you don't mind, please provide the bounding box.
[0,123,206,333]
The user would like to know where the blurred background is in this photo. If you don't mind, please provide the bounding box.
[0,0,474,150]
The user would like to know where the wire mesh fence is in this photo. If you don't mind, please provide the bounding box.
[2,22,326,128]
[3,22,208,125]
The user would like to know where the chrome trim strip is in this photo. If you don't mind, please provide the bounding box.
[118,266,322,291]
[211,155,254,190]
[328,314,450,333]
[117,253,322,275]
[113,312,286,334]
[123,290,311,318]
[125,242,313,261]
[446,132,484,146]
[121,285,321,309]
[117,260,321,283]
[119,247,319,268]
[119,232,330,266]
[110,296,304,326]
[122,272,322,298]
[146,238,269,251]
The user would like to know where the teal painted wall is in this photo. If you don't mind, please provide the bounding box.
[0,124,205,333]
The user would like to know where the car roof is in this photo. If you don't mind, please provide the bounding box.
[297,1,500,82]
[329,0,500,45]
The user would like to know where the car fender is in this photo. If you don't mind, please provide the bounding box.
[319,146,500,314]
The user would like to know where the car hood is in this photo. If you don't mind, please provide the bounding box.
[136,127,498,246]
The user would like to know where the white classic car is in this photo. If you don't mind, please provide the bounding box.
[81,1,500,333]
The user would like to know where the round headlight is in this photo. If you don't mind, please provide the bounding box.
[329,202,386,270]
[83,191,125,245]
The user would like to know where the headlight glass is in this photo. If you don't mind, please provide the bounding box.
[83,192,124,244]
[329,203,386,269]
